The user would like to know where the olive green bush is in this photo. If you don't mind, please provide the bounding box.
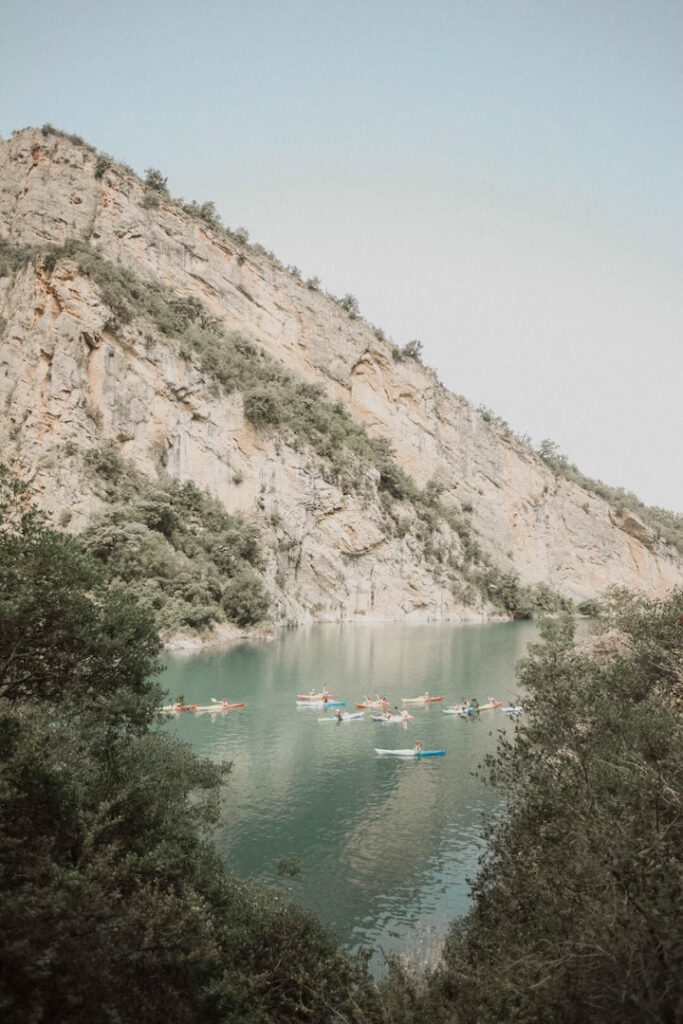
[81,447,268,637]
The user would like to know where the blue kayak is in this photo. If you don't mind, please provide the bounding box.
[375,748,446,757]
[296,699,346,708]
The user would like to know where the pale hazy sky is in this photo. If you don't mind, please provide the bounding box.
[2,0,682,511]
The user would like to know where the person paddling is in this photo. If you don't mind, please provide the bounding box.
[414,739,422,753]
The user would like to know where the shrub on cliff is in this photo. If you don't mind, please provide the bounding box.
[243,386,283,427]
[222,569,270,626]
[81,457,269,637]
[144,168,169,194]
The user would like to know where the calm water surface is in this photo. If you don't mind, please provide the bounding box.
[160,620,537,965]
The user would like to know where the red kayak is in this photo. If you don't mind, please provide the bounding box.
[401,695,443,704]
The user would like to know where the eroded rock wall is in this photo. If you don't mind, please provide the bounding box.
[1,127,681,609]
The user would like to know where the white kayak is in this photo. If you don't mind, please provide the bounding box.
[296,699,345,708]
[502,706,524,714]
[194,702,245,713]
[371,714,414,723]
[375,748,446,758]
[319,712,364,722]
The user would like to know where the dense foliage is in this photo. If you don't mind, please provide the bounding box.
[0,468,382,1023]
[415,591,683,1023]
[1,463,680,1021]
[80,445,269,636]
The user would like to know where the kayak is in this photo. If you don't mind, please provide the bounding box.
[297,692,333,701]
[477,700,502,711]
[157,703,201,712]
[355,700,389,709]
[371,714,414,723]
[443,705,478,715]
[194,702,245,712]
[319,712,364,722]
[374,748,446,757]
[296,699,345,708]
[503,706,524,714]
[401,696,443,704]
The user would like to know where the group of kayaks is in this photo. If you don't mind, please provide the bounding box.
[157,690,524,762]
[157,698,245,714]
[296,690,525,757]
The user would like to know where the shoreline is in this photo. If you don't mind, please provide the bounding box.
[162,607,510,653]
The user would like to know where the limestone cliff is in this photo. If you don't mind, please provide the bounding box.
[0,126,681,635]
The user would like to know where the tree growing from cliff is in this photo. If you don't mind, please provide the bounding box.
[144,168,169,194]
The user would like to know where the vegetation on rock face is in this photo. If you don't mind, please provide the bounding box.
[80,445,269,636]
[0,237,576,619]
[538,439,683,556]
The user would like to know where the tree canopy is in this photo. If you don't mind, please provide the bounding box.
[0,467,375,1023]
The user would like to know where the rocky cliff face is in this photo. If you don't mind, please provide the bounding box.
[0,127,681,632]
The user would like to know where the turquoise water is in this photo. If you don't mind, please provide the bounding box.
[159,619,537,965]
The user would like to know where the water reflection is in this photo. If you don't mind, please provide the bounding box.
[160,620,537,957]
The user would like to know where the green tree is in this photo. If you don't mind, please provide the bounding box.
[222,569,270,626]
[0,467,161,728]
[429,593,683,1024]
[144,168,169,194]
[0,466,376,1022]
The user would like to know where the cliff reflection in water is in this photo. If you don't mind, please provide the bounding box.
[160,619,537,955]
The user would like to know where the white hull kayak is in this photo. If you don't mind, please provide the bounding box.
[296,699,345,708]
[319,712,364,722]
[503,706,524,714]
[193,702,245,712]
[371,714,413,723]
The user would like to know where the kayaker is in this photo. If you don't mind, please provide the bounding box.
[414,739,422,752]
[401,709,410,721]
[384,707,392,720]
[424,691,429,702]
[335,708,343,721]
